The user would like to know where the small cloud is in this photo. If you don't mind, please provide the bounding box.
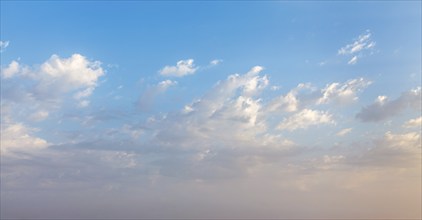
[336,128,352,136]
[347,56,358,65]
[403,116,422,128]
[209,59,223,66]
[0,40,9,52]
[159,59,198,77]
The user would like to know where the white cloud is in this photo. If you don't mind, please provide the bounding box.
[317,78,371,105]
[210,59,223,66]
[1,60,21,78]
[0,40,9,52]
[1,54,105,118]
[347,56,358,65]
[356,87,421,122]
[403,116,422,128]
[159,59,198,77]
[336,128,352,136]
[268,78,370,113]
[338,30,375,64]
[0,122,49,155]
[382,131,421,153]
[277,109,334,131]
[338,30,375,55]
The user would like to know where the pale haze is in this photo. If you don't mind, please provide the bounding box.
[1,1,421,219]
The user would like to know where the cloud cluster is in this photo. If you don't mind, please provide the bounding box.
[1,54,105,155]
[338,30,375,65]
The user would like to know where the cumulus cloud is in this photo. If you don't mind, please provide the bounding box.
[0,122,49,155]
[159,59,198,77]
[268,78,371,113]
[356,87,421,122]
[1,60,22,78]
[1,54,105,125]
[317,78,371,105]
[403,116,422,128]
[338,30,375,64]
[0,40,9,52]
[277,109,334,131]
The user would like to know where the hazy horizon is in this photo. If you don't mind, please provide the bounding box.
[1,1,421,219]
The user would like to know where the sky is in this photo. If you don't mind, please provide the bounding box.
[0,1,421,219]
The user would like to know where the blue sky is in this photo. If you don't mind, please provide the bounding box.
[1,1,421,219]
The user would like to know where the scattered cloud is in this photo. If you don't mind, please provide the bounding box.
[159,59,198,77]
[347,55,358,65]
[277,109,334,131]
[338,30,375,64]
[403,116,422,128]
[268,78,371,113]
[338,30,375,55]
[317,78,371,105]
[356,87,421,122]
[210,59,223,66]
[336,128,352,136]
[0,40,9,52]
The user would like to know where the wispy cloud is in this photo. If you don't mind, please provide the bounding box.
[0,40,9,52]
[338,30,375,65]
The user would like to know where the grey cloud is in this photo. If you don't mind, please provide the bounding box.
[356,87,421,122]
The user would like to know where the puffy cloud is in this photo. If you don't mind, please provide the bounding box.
[356,87,421,122]
[277,109,334,131]
[1,60,21,78]
[1,54,105,121]
[403,116,422,128]
[35,54,104,99]
[338,30,375,64]
[0,122,49,155]
[0,40,9,52]
[159,59,198,77]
